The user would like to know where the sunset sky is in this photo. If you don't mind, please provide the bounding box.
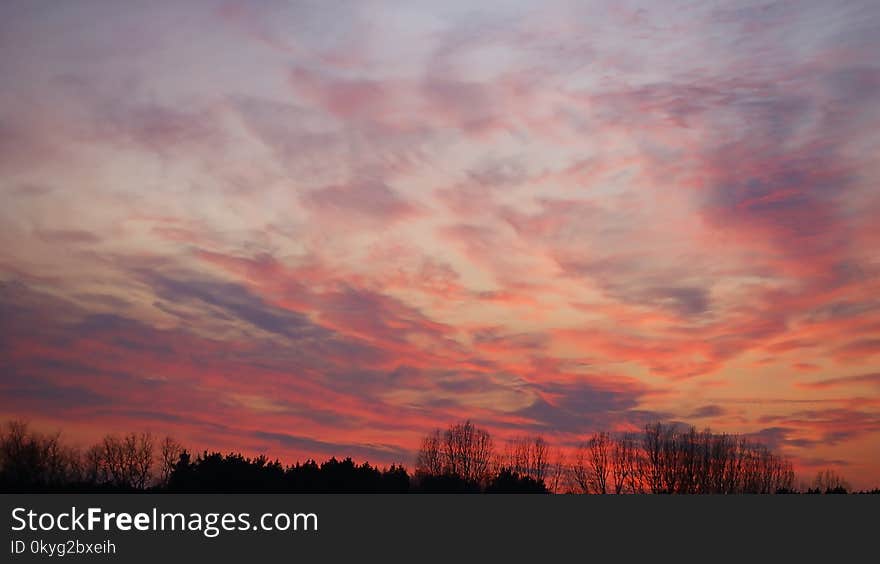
[1,0,879,488]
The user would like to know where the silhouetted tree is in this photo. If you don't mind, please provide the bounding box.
[158,436,183,487]
[92,432,154,489]
[415,421,495,490]
[642,422,667,493]
[415,430,443,477]
[502,435,549,482]
[0,420,82,490]
[165,450,410,493]
[571,432,612,494]
[486,469,548,493]
[571,444,590,494]
[548,448,568,494]
[442,421,494,484]
[813,469,849,494]
[413,473,480,493]
[611,432,638,494]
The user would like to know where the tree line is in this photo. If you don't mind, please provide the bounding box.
[415,420,804,494]
[1,419,873,493]
[568,423,797,494]
[0,420,182,491]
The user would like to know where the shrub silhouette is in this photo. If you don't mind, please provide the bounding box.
[486,469,548,493]
[166,451,409,493]
[412,472,481,493]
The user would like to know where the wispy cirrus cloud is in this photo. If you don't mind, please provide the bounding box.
[798,373,880,390]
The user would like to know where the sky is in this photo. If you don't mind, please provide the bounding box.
[1,0,879,488]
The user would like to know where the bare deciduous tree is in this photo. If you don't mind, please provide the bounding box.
[611,432,638,494]
[571,445,590,494]
[570,432,611,494]
[588,432,610,494]
[95,432,154,489]
[83,444,104,485]
[415,421,495,485]
[503,435,549,482]
[548,448,567,494]
[0,420,82,488]
[415,429,443,477]
[158,436,183,487]
[642,422,665,493]
[442,421,494,484]
[813,468,849,493]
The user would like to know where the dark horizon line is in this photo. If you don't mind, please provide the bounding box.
[2,418,878,494]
